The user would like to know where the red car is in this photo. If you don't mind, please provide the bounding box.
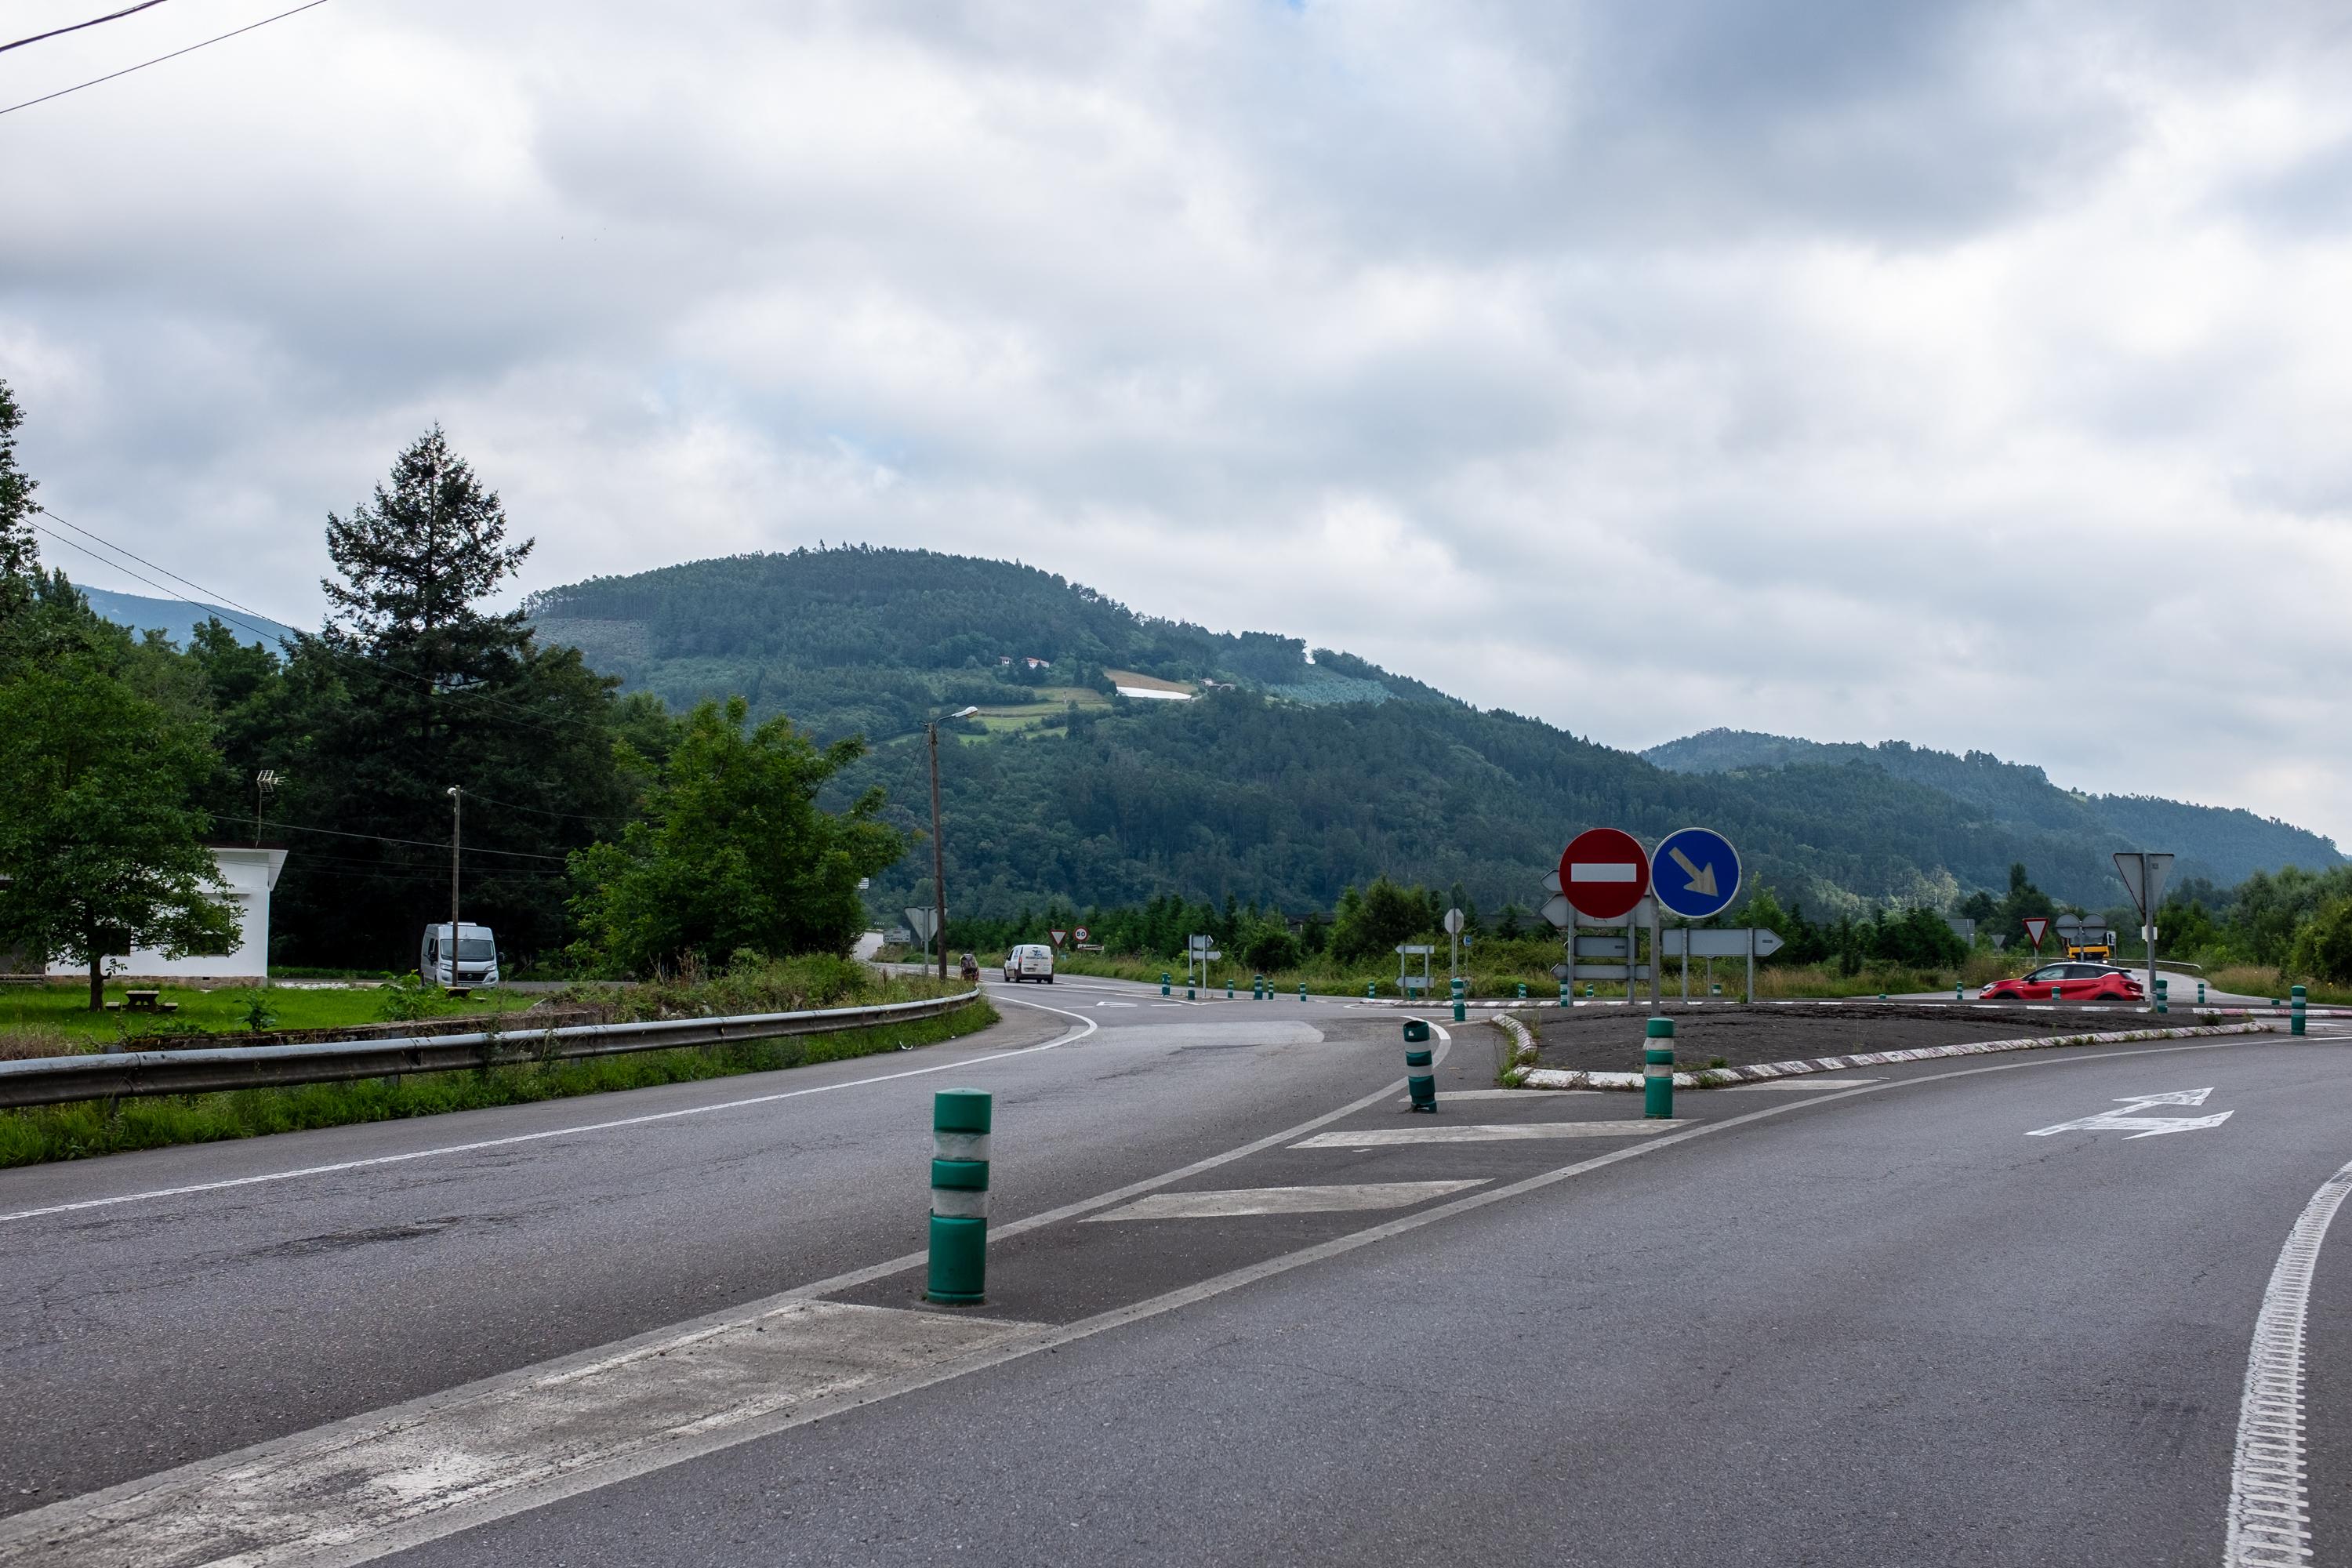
[1980,963,2146,1003]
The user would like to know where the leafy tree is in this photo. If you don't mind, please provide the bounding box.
[2289,898,2352,984]
[0,379,35,607]
[567,696,905,974]
[1330,877,1432,964]
[0,658,238,1007]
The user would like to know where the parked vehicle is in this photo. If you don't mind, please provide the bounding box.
[419,922,502,989]
[1003,942,1055,983]
[1980,964,2144,1003]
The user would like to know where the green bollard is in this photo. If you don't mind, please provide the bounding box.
[926,1089,991,1305]
[1187,981,1196,1000]
[1710,982,1721,997]
[1517,982,1527,1000]
[2293,984,2307,1036]
[1298,982,1307,1002]
[1559,980,1570,1007]
[1586,984,1596,998]
[1226,978,1234,1000]
[2198,980,2206,1005]
[1955,981,1964,1001]
[1403,1019,1436,1112]
[1253,974,1264,1000]
[1451,975,1467,1023]
[2156,978,2169,1016]
[1644,1018,1675,1120]
[1161,972,1171,996]
[1367,982,1377,1000]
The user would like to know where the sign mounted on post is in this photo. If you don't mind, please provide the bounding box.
[1074,927,1089,944]
[1559,829,1650,921]
[2023,916,2049,951]
[905,907,939,950]
[1650,827,1740,921]
[1050,929,1067,948]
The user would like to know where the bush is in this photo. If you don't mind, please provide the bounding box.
[2289,898,2352,985]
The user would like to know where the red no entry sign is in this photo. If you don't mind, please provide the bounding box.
[1559,829,1650,921]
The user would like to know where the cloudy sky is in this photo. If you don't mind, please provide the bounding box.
[6,0,2350,843]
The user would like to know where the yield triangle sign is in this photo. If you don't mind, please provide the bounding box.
[1050,929,1067,947]
[2024,917,2050,946]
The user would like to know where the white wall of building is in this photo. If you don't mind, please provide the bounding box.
[45,845,289,981]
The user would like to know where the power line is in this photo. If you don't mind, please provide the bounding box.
[31,506,608,746]
[214,812,572,863]
[0,0,329,116]
[463,790,635,827]
[2,0,176,56]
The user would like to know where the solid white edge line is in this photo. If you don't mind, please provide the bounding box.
[0,1030,2277,1568]
[0,998,1089,1227]
[2223,1159,2352,1567]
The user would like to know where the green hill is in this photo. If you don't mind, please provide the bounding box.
[524,549,2342,920]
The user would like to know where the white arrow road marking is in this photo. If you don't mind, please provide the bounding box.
[2026,1087,2234,1139]
[1667,846,1717,897]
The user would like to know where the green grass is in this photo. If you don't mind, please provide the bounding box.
[0,997,998,1168]
[0,980,545,1057]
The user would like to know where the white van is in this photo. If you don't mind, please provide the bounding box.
[420,922,501,988]
[1003,943,1055,983]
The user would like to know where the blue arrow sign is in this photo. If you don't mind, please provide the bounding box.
[1651,826,1741,920]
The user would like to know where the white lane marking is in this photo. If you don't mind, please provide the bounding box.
[0,997,1097,1227]
[1085,1180,1490,1221]
[1720,1077,1883,1091]
[2223,1159,2352,1566]
[3,1029,2268,1568]
[2025,1087,2234,1139]
[1397,1087,1596,1103]
[0,1300,1041,1568]
[1092,1001,1139,1008]
[1294,1120,1686,1148]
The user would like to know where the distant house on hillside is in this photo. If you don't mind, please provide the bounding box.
[1023,656,1052,670]
[34,844,289,982]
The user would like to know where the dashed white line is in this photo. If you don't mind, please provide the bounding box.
[2223,1158,2352,1566]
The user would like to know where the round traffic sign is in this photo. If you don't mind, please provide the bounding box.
[1558,829,1650,921]
[1651,826,1740,920]
[1075,927,1090,942]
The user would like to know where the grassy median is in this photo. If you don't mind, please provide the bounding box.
[0,960,997,1168]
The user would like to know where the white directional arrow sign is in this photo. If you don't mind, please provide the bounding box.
[2026,1087,2233,1140]
[1666,845,1716,898]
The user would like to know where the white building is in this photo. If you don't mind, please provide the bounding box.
[44,844,289,982]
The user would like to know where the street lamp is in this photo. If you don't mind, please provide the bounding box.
[253,769,279,844]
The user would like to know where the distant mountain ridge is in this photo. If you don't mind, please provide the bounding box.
[82,585,297,649]
[1643,728,2342,887]
[520,547,2342,918]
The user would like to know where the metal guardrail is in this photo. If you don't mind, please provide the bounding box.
[0,989,985,1109]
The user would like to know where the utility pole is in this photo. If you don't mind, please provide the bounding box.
[927,724,947,983]
[445,784,462,952]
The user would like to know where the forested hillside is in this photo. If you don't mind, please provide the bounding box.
[1644,728,2340,889]
[525,548,2342,922]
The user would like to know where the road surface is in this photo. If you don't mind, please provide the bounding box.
[2,973,2348,1566]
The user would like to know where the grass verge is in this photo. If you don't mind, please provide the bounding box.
[0,997,997,1169]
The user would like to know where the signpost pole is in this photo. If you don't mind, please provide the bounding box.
[1745,925,1755,1005]
[1649,898,1662,1015]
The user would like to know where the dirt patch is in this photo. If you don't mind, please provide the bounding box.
[1520,1004,2205,1074]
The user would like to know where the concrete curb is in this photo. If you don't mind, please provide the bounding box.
[1491,1014,2281,1092]
[1376,995,2341,1017]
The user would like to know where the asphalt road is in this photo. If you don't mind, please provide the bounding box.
[4,976,2350,1566]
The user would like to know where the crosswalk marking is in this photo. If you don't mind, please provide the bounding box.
[1294,1121,1686,1149]
[1085,1181,1490,1221]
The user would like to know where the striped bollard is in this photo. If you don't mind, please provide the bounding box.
[1585,984,1595,998]
[2052,982,2063,1003]
[1254,974,1264,1000]
[1450,975,1466,1023]
[1516,982,1527,1000]
[1187,979,1196,1000]
[2292,984,2307,1036]
[1226,978,1235,1000]
[1367,982,1377,1000]
[1403,1019,1436,1112]
[1955,981,1963,1001]
[1710,982,1721,997]
[2155,978,2169,1016]
[925,1089,991,1306]
[1644,1017,1675,1120]
[1161,972,1171,996]
[1558,980,1570,1007]
[1298,982,1306,1002]
[2198,979,2206,1005]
